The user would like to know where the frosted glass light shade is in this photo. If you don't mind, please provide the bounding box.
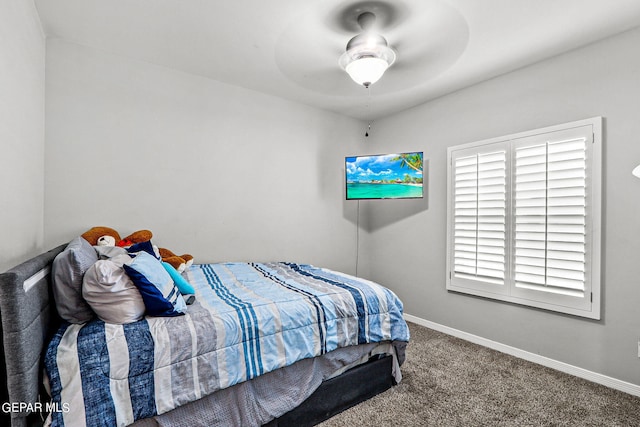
[633,164,640,178]
[339,31,396,87]
[345,57,389,87]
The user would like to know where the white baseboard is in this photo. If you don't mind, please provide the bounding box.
[404,313,640,398]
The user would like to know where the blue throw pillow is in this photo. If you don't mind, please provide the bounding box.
[123,252,186,316]
[126,240,158,258]
[162,262,195,295]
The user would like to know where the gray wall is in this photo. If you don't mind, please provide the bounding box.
[44,39,363,274]
[0,1,46,272]
[361,27,640,386]
[7,4,640,388]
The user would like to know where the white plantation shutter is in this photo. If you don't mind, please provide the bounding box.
[453,148,507,286]
[511,127,593,310]
[447,118,601,319]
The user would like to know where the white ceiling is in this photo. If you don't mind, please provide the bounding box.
[35,0,640,120]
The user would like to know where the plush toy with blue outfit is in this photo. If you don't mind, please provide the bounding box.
[81,226,195,274]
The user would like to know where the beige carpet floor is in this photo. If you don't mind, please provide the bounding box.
[318,322,640,426]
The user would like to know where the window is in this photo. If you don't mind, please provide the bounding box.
[446,118,602,319]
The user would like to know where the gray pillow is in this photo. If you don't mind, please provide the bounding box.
[82,255,145,324]
[94,245,128,260]
[52,236,99,324]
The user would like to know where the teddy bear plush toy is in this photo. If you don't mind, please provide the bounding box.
[158,248,194,273]
[81,226,124,247]
[81,226,194,272]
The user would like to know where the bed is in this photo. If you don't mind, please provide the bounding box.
[0,240,409,427]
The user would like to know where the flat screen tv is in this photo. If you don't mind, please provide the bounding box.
[346,151,424,200]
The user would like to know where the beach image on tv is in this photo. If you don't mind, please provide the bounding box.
[346,152,423,199]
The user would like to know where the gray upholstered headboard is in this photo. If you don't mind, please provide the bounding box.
[0,244,66,427]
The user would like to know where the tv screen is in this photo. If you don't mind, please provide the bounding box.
[346,152,424,200]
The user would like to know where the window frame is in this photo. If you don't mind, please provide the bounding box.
[445,117,602,320]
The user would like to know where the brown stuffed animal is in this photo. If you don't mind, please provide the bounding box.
[118,231,194,271]
[81,227,153,247]
[158,248,194,273]
[118,230,153,247]
[81,226,194,271]
[81,226,122,246]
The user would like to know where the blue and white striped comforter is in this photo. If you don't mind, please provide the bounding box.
[45,262,410,427]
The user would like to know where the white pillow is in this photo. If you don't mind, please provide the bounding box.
[82,254,145,324]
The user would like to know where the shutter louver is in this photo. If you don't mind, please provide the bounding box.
[453,150,506,284]
[514,137,587,297]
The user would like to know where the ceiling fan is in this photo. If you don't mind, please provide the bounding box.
[274,0,467,99]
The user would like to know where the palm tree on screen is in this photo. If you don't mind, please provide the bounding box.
[392,153,422,173]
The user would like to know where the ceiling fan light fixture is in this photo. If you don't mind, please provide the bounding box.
[339,12,396,87]
[344,56,390,87]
